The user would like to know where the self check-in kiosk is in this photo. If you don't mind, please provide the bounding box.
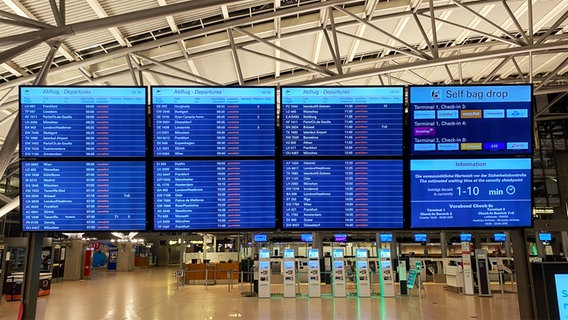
[379,248,395,297]
[332,248,346,297]
[258,249,271,298]
[475,248,491,297]
[308,249,321,298]
[356,248,371,297]
[283,249,296,298]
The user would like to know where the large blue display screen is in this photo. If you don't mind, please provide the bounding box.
[409,85,532,155]
[21,161,147,231]
[20,86,147,158]
[283,160,403,229]
[410,158,532,228]
[154,160,275,230]
[282,87,404,156]
[152,87,275,157]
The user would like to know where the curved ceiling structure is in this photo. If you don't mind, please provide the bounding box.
[0,0,567,221]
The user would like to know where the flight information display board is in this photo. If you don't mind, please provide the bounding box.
[21,161,147,231]
[152,87,276,157]
[20,86,147,158]
[154,160,275,230]
[410,158,532,228]
[409,85,532,155]
[283,160,403,229]
[281,87,404,156]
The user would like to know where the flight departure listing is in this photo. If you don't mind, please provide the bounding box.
[282,87,404,156]
[20,86,147,158]
[154,160,276,230]
[283,160,403,229]
[409,85,532,155]
[152,87,276,157]
[21,161,147,231]
[410,158,532,228]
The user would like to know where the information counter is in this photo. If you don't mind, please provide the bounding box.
[183,262,239,284]
[4,272,52,301]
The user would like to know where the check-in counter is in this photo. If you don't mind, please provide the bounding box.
[183,262,239,284]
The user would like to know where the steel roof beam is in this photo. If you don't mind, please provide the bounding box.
[291,40,568,86]
[227,29,244,85]
[452,0,524,46]
[502,0,530,44]
[0,9,52,29]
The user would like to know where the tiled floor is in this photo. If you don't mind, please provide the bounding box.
[0,267,520,319]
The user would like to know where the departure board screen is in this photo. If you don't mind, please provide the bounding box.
[409,85,532,155]
[281,87,404,156]
[20,86,147,158]
[21,161,147,231]
[152,87,276,157]
[154,160,275,230]
[283,160,403,229]
[410,158,532,228]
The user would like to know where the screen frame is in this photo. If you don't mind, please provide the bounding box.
[280,85,405,158]
[539,232,552,242]
[19,159,149,232]
[493,233,507,242]
[408,84,533,157]
[150,86,277,158]
[414,233,428,242]
[409,157,534,229]
[19,85,149,160]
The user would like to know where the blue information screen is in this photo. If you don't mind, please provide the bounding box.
[409,85,532,155]
[152,87,275,157]
[282,87,404,156]
[283,160,403,229]
[21,161,147,231]
[20,86,147,158]
[154,160,275,230]
[410,158,532,228]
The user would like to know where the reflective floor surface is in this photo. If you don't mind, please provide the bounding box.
[0,267,520,320]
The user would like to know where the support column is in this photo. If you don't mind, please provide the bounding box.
[440,231,447,259]
[21,234,43,319]
[504,231,512,258]
[561,231,568,259]
[510,229,533,319]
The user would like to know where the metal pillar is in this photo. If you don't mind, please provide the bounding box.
[509,229,533,319]
[561,231,568,259]
[440,231,447,259]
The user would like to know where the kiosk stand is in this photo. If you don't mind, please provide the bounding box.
[308,249,321,298]
[474,249,491,297]
[355,249,371,297]
[283,249,296,298]
[398,260,407,295]
[258,249,271,298]
[332,249,346,297]
[379,248,395,297]
[461,242,475,295]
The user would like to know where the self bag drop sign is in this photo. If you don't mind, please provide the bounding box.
[556,274,568,320]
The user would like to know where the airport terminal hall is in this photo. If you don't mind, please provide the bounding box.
[1,0,568,319]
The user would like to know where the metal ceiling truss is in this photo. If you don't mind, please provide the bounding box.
[0,0,565,107]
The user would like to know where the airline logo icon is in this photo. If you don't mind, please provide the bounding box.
[506,109,528,118]
[414,110,436,119]
[483,142,505,151]
[414,127,436,136]
[437,143,459,151]
[484,110,505,118]
[507,142,529,150]
[461,143,482,150]
[460,110,482,118]
[437,110,459,119]
[414,144,436,151]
